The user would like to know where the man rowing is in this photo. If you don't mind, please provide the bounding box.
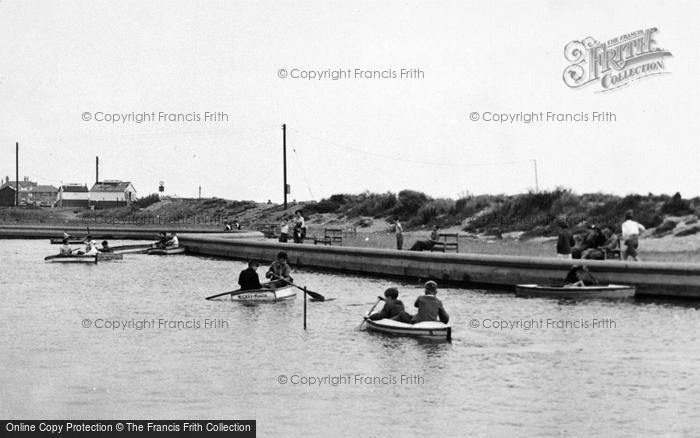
[153,232,169,248]
[238,260,263,290]
[99,240,113,253]
[413,280,450,324]
[59,239,72,255]
[266,251,293,285]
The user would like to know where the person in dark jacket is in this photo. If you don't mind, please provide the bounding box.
[238,261,263,290]
[369,287,413,323]
[413,281,449,323]
[556,221,575,258]
[564,265,598,286]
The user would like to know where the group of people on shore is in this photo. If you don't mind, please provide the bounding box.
[557,211,646,261]
[278,210,307,243]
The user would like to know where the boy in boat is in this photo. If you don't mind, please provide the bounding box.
[265,251,293,285]
[80,236,99,256]
[238,261,263,290]
[564,265,598,287]
[413,280,450,324]
[153,232,168,248]
[59,239,72,255]
[165,232,179,248]
[369,287,413,323]
[99,240,113,253]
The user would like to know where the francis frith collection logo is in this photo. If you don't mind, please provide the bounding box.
[563,28,672,92]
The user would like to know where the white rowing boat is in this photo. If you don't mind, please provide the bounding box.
[363,301,452,341]
[208,282,297,302]
[515,284,636,299]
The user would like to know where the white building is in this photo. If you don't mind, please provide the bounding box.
[89,180,137,208]
[57,184,90,207]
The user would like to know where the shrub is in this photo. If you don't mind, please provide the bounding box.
[132,193,160,209]
[660,192,692,216]
[393,190,429,219]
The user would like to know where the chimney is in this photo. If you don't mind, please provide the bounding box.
[96,156,99,184]
[24,176,28,182]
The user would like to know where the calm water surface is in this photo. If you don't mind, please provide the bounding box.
[1,240,699,437]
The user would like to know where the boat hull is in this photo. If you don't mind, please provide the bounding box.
[363,318,452,341]
[97,252,124,261]
[110,244,151,254]
[44,254,98,264]
[147,247,186,255]
[50,238,84,244]
[515,284,636,299]
[229,285,296,301]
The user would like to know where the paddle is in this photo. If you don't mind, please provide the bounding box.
[356,296,384,330]
[205,289,240,300]
[272,274,325,301]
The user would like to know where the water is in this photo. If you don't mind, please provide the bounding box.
[1,240,699,437]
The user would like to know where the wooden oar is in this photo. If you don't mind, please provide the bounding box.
[272,275,325,301]
[356,296,384,330]
[205,289,241,300]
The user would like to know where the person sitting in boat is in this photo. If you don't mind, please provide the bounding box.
[265,251,293,285]
[413,280,449,324]
[153,232,169,248]
[368,287,413,323]
[224,222,232,231]
[564,265,598,287]
[99,240,113,253]
[59,239,72,255]
[238,260,263,290]
[165,232,179,248]
[79,236,99,256]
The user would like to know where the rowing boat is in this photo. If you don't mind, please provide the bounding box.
[96,252,124,261]
[207,282,297,301]
[147,247,186,255]
[110,244,151,254]
[49,238,85,244]
[515,284,636,299]
[363,302,452,341]
[44,254,98,264]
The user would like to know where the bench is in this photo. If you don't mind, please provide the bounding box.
[314,228,344,246]
[603,239,622,260]
[430,233,459,252]
[255,223,278,238]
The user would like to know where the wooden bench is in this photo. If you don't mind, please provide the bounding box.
[314,228,344,246]
[255,223,278,238]
[430,233,459,252]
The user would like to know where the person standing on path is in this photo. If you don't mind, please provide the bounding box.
[394,219,404,250]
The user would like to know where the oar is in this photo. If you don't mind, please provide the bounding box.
[356,296,384,330]
[205,289,241,300]
[272,275,325,301]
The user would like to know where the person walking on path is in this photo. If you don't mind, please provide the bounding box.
[621,210,646,261]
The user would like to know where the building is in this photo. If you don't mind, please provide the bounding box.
[0,176,58,206]
[89,180,137,208]
[57,184,90,208]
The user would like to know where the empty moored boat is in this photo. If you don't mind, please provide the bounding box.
[50,238,85,244]
[147,247,186,255]
[44,254,98,264]
[515,284,636,299]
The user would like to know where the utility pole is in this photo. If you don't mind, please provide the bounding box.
[282,123,288,210]
[15,142,19,206]
[198,186,201,199]
[533,159,539,193]
[95,156,99,184]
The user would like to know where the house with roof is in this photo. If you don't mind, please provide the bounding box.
[0,176,58,206]
[57,184,90,207]
[90,180,137,208]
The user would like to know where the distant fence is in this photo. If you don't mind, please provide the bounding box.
[79,215,232,226]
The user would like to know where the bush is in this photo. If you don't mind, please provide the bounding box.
[393,190,429,219]
[412,198,455,226]
[660,192,692,216]
[132,193,160,209]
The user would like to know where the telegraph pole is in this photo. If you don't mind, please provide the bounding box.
[533,159,539,193]
[15,142,19,206]
[282,124,288,210]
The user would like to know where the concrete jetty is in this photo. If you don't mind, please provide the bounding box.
[180,234,700,299]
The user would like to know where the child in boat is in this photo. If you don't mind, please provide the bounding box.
[369,287,413,323]
[99,241,113,253]
[165,232,179,248]
[59,239,72,255]
[413,281,450,324]
[564,265,598,286]
[238,261,263,290]
[153,232,168,248]
[266,251,293,284]
[82,236,99,256]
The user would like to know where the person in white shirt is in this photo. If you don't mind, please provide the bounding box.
[279,217,290,243]
[293,211,305,243]
[166,233,179,248]
[82,236,99,255]
[394,220,404,250]
[621,211,645,261]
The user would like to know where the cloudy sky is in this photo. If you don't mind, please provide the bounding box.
[0,0,698,201]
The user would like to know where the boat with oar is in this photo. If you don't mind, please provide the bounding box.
[515,284,636,299]
[110,244,151,254]
[361,299,452,342]
[147,246,186,255]
[49,238,85,244]
[44,254,98,264]
[206,281,297,302]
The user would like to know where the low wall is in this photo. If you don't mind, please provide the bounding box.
[0,225,263,241]
[180,234,700,299]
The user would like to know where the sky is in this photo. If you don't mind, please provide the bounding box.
[0,0,698,202]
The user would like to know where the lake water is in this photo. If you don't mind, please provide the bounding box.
[1,240,699,437]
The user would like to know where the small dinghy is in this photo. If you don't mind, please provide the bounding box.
[362,301,452,342]
[96,252,124,261]
[110,244,151,254]
[44,254,98,264]
[147,247,186,255]
[515,284,636,299]
[50,238,85,244]
[206,282,296,302]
